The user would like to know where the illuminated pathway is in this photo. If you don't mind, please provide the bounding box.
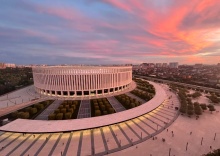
[0,89,179,156]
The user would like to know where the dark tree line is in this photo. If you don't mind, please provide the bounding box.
[0,67,33,95]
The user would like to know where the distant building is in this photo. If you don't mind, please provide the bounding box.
[194,64,203,68]
[155,63,162,68]
[169,62,179,68]
[5,63,16,68]
[0,62,6,69]
[162,63,168,68]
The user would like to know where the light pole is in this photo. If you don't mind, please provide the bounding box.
[186,142,188,151]
[141,132,142,140]
[214,133,216,140]
[201,137,203,145]
[169,148,171,156]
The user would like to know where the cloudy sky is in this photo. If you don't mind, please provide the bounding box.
[0,0,220,65]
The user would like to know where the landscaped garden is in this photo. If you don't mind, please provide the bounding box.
[10,100,54,120]
[131,78,155,101]
[48,100,80,120]
[115,94,141,109]
[169,84,218,118]
[91,98,115,117]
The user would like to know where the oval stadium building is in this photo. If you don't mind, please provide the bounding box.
[32,65,132,97]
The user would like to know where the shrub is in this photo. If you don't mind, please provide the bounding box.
[103,111,108,115]
[54,109,60,114]
[130,103,135,108]
[18,112,29,119]
[11,111,18,118]
[108,108,115,114]
[60,108,67,114]
[56,113,63,120]
[24,107,31,112]
[100,105,106,111]
[36,104,44,110]
[29,108,37,115]
[95,106,99,110]
[58,105,63,109]
[95,110,101,116]
[17,112,25,118]
[64,112,72,119]
[70,105,76,109]
[68,108,74,113]
[48,113,56,120]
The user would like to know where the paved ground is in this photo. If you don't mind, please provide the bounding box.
[1,82,218,155]
[0,82,166,132]
[0,89,179,156]
[0,85,41,109]
[77,100,91,119]
[35,100,63,120]
[107,97,126,112]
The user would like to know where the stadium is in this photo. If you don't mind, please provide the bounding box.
[32,65,132,97]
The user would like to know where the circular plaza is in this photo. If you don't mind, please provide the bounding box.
[0,72,182,156]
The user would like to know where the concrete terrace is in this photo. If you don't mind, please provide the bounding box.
[0,81,166,133]
[0,86,180,155]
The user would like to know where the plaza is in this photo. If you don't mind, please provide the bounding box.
[0,79,219,156]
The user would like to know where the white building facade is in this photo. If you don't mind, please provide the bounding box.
[32,66,132,97]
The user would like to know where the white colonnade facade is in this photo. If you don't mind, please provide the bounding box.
[32,65,132,97]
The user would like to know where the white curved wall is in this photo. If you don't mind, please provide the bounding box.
[32,66,132,97]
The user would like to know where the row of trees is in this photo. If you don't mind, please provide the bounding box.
[190,91,202,98]
[10,100,53,119]
[48,100,79,120]
[131,90,153,101]
[91,98,115,117]
[115,94,141,110]
[133,78,155,95]
[0,67,33,95]
[207,94,220,103]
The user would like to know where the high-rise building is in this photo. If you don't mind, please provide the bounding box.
[162,63,168,67]
[155,63,162,68]
[169,62,179,68]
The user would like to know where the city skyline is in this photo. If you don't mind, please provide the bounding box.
[0,0,220,65]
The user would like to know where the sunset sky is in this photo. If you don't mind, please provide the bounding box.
[0,0,220,65]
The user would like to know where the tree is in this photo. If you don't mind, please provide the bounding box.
[187,110,194,116]
[200,104,207,111]
[194,107,202,115]
[209,105,216,114]
[180,107,186,113]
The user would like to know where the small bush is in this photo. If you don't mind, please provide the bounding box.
[64,112,72,119]
[60,108,67,114]
[95,110,101,116]
[29,108,37,115]
[56,113,63,120]
[48,113,56,120]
